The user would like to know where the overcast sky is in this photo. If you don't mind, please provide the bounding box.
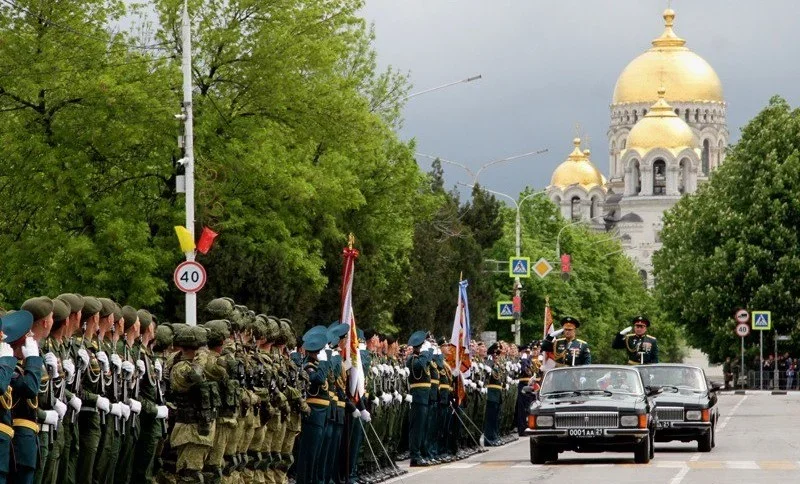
[360,0,800,199]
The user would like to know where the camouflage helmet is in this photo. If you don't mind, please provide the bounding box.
[265,315,282,343]
[154,324,174,351]
[279,318,295,347]
[247,315,267,340]
[206,298,235,319]
[173,324,207,349]
[203,319,231,347]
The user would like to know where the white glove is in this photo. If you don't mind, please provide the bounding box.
[477,381,484,387]
[371,366,380,376]
[381,393,392,404]
[54,399,67,419]
[481,387,487,394]
[360,409,371,422]
[136,360,145,375]
[434,347,441,355]
[110,403,123,417]
[154,360,163,380]
[110,354,122,370]
[421,341,432,352]
[156,405,169,419]
[63,359,75,383]
[77,348,90,367]
[404,394,412,403]
[122,361,135,378]
[43,410,59,426]
[44,353,59,377]
[620,326,633,335]
[549,329,564,338]
[128,399,142,414]
[120,403,131,420]
[521,354,528,360]
[69,395,82,412]
[394,391,402,403]
[579,377,587,385]
[96,352,109,372]
[96,396,110,413]
[0,343,12,358]
[452,369,460,376]
[352,409,361,418]
[317,350,328,362]
[22,337,39,359]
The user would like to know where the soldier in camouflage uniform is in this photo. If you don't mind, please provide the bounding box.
[272,319,305,484]
[151,323,174,484]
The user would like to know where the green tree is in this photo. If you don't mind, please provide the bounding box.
[654,96,800,362]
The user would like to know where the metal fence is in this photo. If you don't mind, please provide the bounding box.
[731,371,799,390]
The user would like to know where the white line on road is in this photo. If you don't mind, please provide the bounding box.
[725,461,758,469]
[717,395,747,432]
[689,453,701,462]
[669,466,690,484]
[442,463,479,469]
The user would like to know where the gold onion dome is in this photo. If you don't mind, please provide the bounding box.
[626,88,697,154]
[612,9,723,104]
[550,138,606,190]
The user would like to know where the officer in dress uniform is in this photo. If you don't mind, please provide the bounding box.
[405,331,432,467]
[482,343,505,446]
[295,330,329,484]
[0,311,33,484]
[541,317,591,367]
[612,316,659,365]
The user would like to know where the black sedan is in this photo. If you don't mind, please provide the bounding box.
[636,364,721,452]
[525,365,658,464]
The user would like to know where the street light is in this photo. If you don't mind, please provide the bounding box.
[403,75,482,101]
[417,149,549,186]
[556,214,607,259]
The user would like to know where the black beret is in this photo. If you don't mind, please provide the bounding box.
[21,297,54,322]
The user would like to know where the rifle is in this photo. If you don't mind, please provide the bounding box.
[152,354,168,438]
[122,344,130,435]
[110,330,122,436]
[132,348,141,437]
[71,337,86,424]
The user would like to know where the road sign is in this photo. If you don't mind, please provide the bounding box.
[174,261,207,293]
[509,257,531,278]
[751,310,771,330]
[497,301,514,320]
[735,309,749,324]
[532,258,553,279]
[735,322,750,338]
[777,335,792,341]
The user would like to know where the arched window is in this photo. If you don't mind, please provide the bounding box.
[653,159,666,195]
[621,138,627,150]
[611,140,617,176]
[633,110,638,122]
[717,139,724,166]
[684,109,690,123]
[632,160,641,195]
[678,159,690,194]
[639,270,648,287]
[702,140,710,175]
[571,196,582,221]
[590,197,599,218]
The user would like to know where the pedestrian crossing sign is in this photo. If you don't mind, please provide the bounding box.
[497,301,514,320]
[509,257,531,278]
[751,310,771,330]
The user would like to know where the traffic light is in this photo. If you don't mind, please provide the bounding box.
[560,253,571,281]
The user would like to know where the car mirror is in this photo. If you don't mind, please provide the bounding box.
[645,385,662,397]
[521,386,533,395]
[709,381,723,392]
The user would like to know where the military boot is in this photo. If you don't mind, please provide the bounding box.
[177,468,205,484]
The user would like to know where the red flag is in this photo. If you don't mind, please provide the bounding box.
[341,242,364,399]
[542,297,556,371]
[196,227,218,254]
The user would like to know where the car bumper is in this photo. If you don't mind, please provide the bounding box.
[655,421,711,441]
[525,428,650,450]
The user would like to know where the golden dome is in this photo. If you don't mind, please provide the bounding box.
[626,88,697,154]
[550,138,606,190]
[612,9,723,105]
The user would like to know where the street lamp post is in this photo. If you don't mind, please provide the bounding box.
[417,149,549,187]
[461,183,547,345]
[403,75,482,101]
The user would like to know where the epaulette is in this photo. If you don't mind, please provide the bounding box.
[576,339,587,344]
[648,335,657,340]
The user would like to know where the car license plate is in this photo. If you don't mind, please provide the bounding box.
[568,428,603,438]
[657,421,673,429]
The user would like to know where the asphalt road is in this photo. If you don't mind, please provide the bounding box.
[389,392,800,484]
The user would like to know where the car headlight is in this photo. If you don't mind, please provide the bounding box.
[537,415,554,427]
[685,410,701,421]
[620,415,639,427]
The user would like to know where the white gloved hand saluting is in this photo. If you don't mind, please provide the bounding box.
[96,351,109,372]
[360,409,371,422]
[69,395,82,412]
[620,326,633,335]
[22,337,39,359]
[96,396,111,413]
[156,405,169,419]
[54,399,67,419]
[0,343,12,358]
[548,328,564,339]
[317,350,328,362]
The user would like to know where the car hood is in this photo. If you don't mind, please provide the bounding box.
[536,394,646,413]
[652,391,709,407]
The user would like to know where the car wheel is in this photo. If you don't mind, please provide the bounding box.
[698,428,713,452]
[648,431,655,460]
[634,434,651,464]
[530,439,548,464]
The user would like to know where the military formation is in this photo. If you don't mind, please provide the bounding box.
[0,293,658,484]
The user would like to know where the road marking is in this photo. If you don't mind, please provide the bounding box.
[442,463,479,469]
[383,468,431,484]
[689,453,701,462]
[655,461,687,468]
[510,463,542,468]
[718,395,747,432]
[759,461,797,470]
[725,461,759,469]
[669,466,690,484]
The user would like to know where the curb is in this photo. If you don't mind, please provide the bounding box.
[721,390,798,395]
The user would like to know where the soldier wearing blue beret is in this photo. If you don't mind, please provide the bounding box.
[295,331,329,484]
[406,331,433,467]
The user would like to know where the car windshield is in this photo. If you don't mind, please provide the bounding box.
[540,367,644,395]
[637,366,707,391]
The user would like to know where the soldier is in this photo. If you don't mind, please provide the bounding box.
[0,311,27,484]
[612,316,659,365]
[482,343,505,446]
[202,319,237,483]
[54,294,84,484]
[541,317,591,366]
[295,330,329,484]
[114,306,143,484]
[150,323,174,483]
[406,331,432,467]
[274,319,304,484]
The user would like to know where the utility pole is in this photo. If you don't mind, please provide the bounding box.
[181,0,196,326]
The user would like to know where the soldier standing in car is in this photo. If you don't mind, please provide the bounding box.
[612,316,658,365]
[541,317,591,367]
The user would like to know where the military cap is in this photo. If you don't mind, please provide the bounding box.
[82,297,102,317]
[122,306,139,330]
[487,342,500,355]
[137,309,153,330]
[407,330,426,347]
[206,298,234,319]
[112,302,123,322]
[286,329,297,348]
[356,328,365,341]
[327,323,349,345]
[261,315,281,343]
[303,332,327,352]
[52,298,71,323]
[277,319,293,345]
[560,316,581,329]
[98,298,116,318]
[21,297,54,322]
[57,294,84,314]
[631,315,650,327]
[327,321,340,329]
[203,319,231,347]
[2,310,34,344]
[303,326,328,343]
[154,324,174,351]
[173,325,207,349]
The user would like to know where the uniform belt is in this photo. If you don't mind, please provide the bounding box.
[0,423,13,439]
[336,401,345,408]
[13,419,39,433]
[430,379,440,384]
[306,398,330,407]
[439,385,452,391]
[487,384,503,390]
[409,383,431,389]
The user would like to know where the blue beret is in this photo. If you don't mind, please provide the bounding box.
[408,330,426,347]
[302,326,327,343]
[1,310,34,344]
[327,328,340,346]
[357,329,365,340]
[303,332,327,352]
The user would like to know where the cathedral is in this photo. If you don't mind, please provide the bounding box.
[547,8,728,287]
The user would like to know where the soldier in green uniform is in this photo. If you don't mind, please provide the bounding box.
[0,311,28,484]
[55,293,84,484]
[406,331,432,467]
[114,306,142,484]
[612,316,658,365]
[9,301,47,484]
[482,343,505,446]
[295,330,329,484]
[541,317,591,367]
[150,323,173,483]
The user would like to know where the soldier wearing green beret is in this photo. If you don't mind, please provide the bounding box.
[92,298,123,484]
[54,294,84,484]
[0,312,26,484]
[113,307,141,484]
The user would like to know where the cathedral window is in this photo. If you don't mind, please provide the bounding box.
[702,140,710,175]
[679,159,690,194]
[653,160,666,195]
[571,197,582,221]
[632,160,641,195]
[590,197,600,218]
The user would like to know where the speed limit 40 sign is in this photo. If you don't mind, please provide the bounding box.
[735,322,751,338]
[174,261,207,293]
